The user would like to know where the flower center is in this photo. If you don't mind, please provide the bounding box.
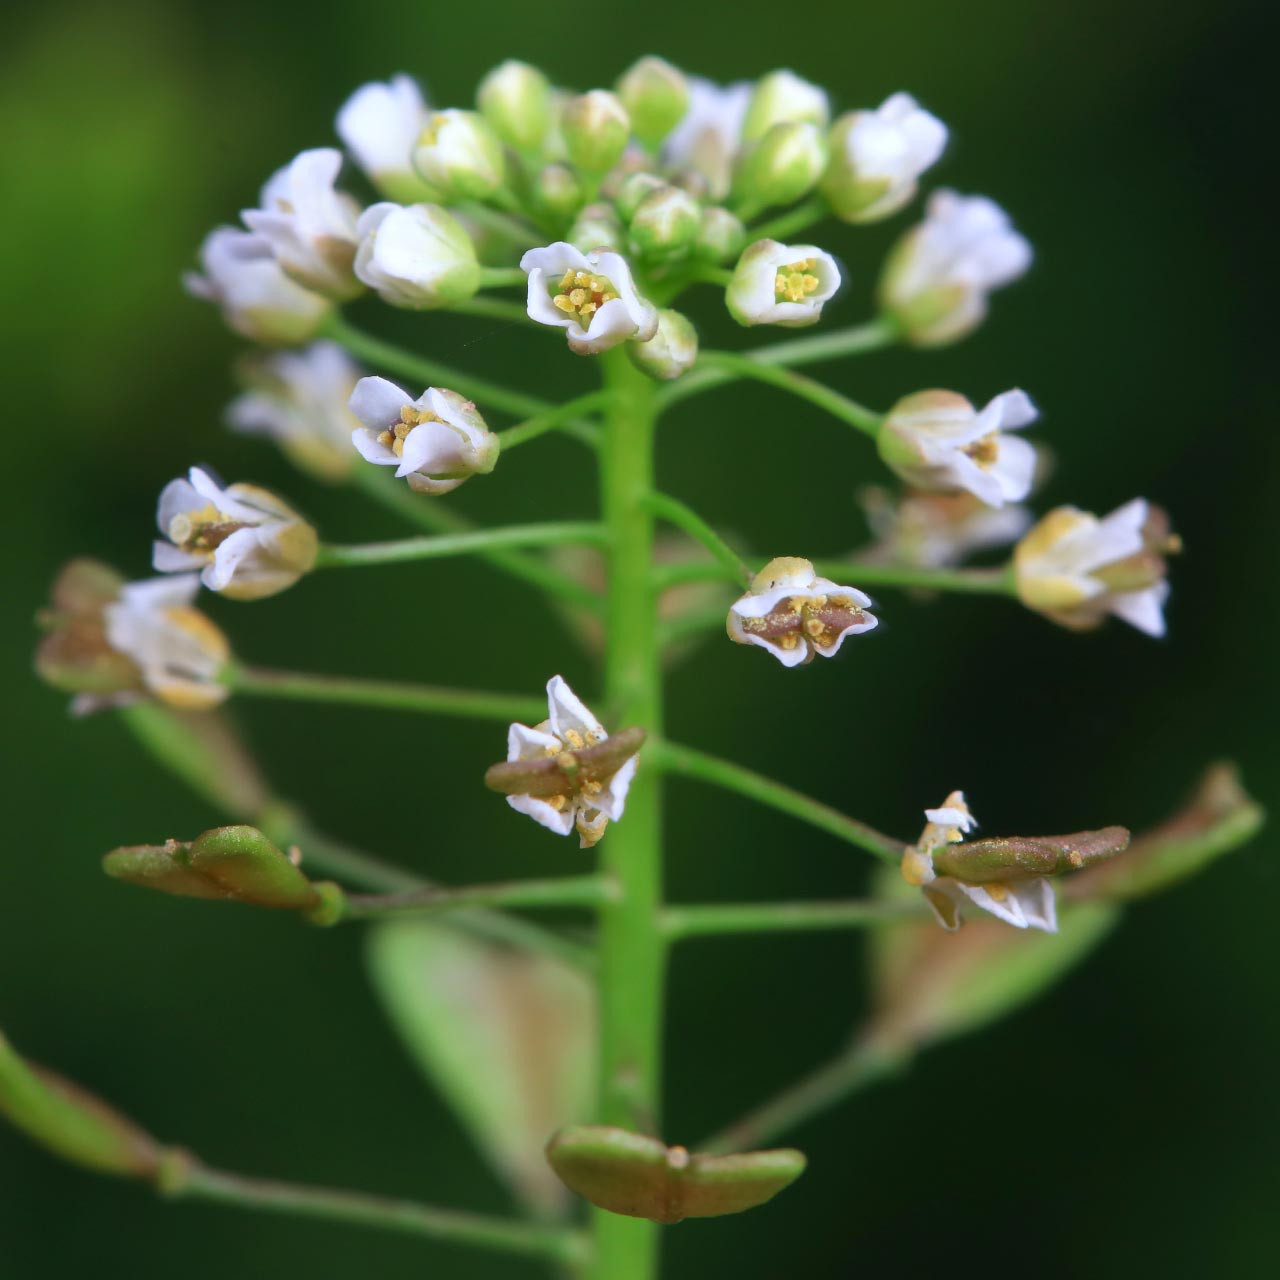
[378,404,444,458]
[417,114,447,148]
[774,259,821,303]
[962,432,1000,469]
[540,726,606,810]
[742,593,867,653]
[552,269,619,329]
[168,504,250,555]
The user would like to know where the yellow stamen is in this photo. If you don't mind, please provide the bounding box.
[774,259,821,303]
[551,268,619,329]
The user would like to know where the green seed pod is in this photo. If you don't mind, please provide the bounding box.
[931,826,1130,884]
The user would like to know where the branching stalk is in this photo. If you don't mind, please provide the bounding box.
[642,492,752,587]
[337,874,616,921]
[662,897,925,941]
[314,521,607,569]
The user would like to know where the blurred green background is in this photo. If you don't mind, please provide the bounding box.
[1,0,1274,1275]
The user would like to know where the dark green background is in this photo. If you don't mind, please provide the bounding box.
[1,1,1274,1275]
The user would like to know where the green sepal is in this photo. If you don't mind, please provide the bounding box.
[546,1125,804,1224]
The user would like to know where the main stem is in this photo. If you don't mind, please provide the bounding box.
[593,349,665,1280]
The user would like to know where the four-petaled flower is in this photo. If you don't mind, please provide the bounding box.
[661,77,752,199]
[353,202,479,309]
[727,557,877,667]
[878,388,1038,508]
[1014,498,1178,637]
[349,376,499,495]
[242,148,363,300]
[521,242,658,355]
[503,676,640,849]
[153,467,318,601]
[857,487,1031,570]
[727,239,841,327]
[901,791,1058,932]
[336,74,435,204]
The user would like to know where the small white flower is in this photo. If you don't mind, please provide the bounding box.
[857,487,1032,570]
[505,676,639,849]
[153,467,318,601]
[411,109,506,201]
[227,341,362,481]
[353,202,480,308]
[902,791,1058,933]
[878,389,1038,508]
[824,93,948,223]
[241,148,362,299]
[1014,498,1178,637]
[521,242,658,355]
[727,556,877,668]
[726,239,840,328]
[185,227,331,346]
[336,74,435,203]
[880,190,1032,346]
[661,77,752,199]
[741,69,830,143]
[349,376,499,496]
[102,576,231,712]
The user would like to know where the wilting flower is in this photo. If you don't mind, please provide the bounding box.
[494,676,642,849]
[662,77,751,199]
[228,341,363,482]
[727,239,840,327]
[353,202,480,308]
[877,389,1038,507]
[823,93,947,223]
[411,110,507,201]
[727,556,877,667]
[902,792,1057,932]
[740,69,829,143]
[879,190,1032,346]
[241,148,362,300]
[521,242,658,355]
[1014,498,1178,637]
[185,227,331,346]
[349,376,499,495]
[336,74,435,203]
[628,309,698,380]
[153,467,318,601]
[857,487,1032,570]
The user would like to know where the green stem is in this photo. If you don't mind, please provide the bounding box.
[449,295,529,323]
[642,492,752,587]
[351,467,603,612]
[749,196,828,244]
[698,1036,905,1155]
[172,1161,586,1267]
[476,266,529,289]
[663,350,883,436]
[593,348,665,1280]
[337,874,615,921]
[460,202,543,247]
[228,665,546,723]
[315,522,607,570]
[817,561,1017,596]
[661,897,924,941]
[499,390,612,451]
[652,741,905,864]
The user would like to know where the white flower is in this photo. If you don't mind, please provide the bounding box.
[336,74,435,203]
[241,148,362,299]
[349,376,498,496]
[185,227,331,346]
[727,556,877,668]
[661,77,751,199]
[505,676,639,849]
[902,791,1058,933]
[227,341,362,481]
[880,190,1032,346]
[741,69,829,143]
[726,239,840,328]
[878,389,1038,508]
[521,242,658,356]
[153,467,318,601]
[823,93,948,223]
[102,576,231,712]
[857,487,1032,570]
[411,110,506,201]
[353,202,479,308]
[1014,498,1178,637]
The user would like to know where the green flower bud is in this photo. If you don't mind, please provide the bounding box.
[628,309,698,381]
[567,202,624,253]
[629,185,700,258]
[546,1125,805,1224]
[734,122,828,211]
[616,56,689,148]
[561,90,630,174]
[694,205,747,262]
[533,163,584,221]
[411,110,507,201]
[741,69,829,143]
[477,60,553,152]
[615,171,668,222]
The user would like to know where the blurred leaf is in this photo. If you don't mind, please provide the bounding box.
[366,918,595,1217]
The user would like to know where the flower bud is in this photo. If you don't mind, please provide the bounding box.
[629,185,701,258]
[561,90,630,174]
[734,121,828,211]
[694,205,746,262]
[616,56,689,148]
[412,110,507,201]
[615,171,668,222]
[546,1125,805,1224]
[628,309,699,381]
[741,69,829,143]
[477,60,553,152]
[727,239,840,328]
[336,75,436,204]
[533,163,584,221]
[103,825,324,911]
[567,202,625,254]
[354,202,480,309]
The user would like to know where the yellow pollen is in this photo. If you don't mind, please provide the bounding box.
[774,259,821,303]
[963,432,1000,469]
[551,269,619,329]
[168,503,249,555]
[985,882,1010,902]
[377,404,444,457]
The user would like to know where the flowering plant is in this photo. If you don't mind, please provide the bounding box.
[8,54,1261,1280]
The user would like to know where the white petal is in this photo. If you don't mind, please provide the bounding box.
[595,754,638,822]
[152,541,205,573]
[570,296,640,354]
[395,419,465,478]
[822,609,879,656]
[546,675,604,743]
[349,375,412,430]
[205,527,264,591]
[507,721,561,762]
[507,793,575,836]
[156,478,204,534]
[990,434,1037,504]
[1108,585,1168,637]
[351,428,398,465]
[986,388,1038,430]
[1012,878,1058,932]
